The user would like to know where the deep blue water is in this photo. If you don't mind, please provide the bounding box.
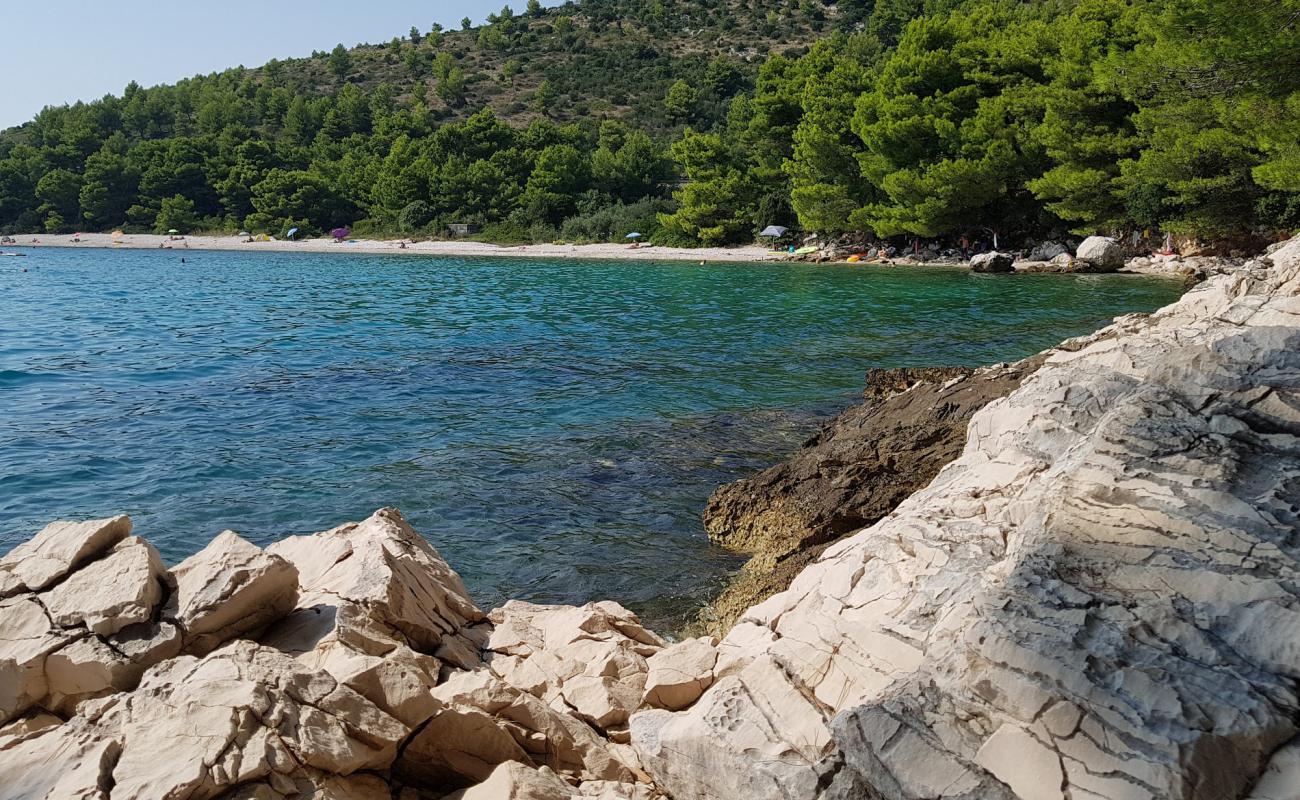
[0,248,1182,625]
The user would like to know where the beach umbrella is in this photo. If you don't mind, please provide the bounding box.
[168,229,180,235]
[330,227,350,241]
[111,230,124,238]
[238,230,250,236]
[760,225,788,238]
[625,232,643,239]
[286,227,299,240]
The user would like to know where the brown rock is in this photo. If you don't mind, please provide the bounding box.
[696,360,1041,635]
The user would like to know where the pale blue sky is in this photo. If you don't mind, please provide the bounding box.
[0,1,551,129]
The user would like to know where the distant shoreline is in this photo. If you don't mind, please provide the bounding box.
[5,233,777,263]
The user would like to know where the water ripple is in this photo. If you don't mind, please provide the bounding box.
[0,249,1182,627]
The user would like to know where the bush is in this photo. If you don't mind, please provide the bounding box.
[559,197,673,243]
[399,200,435,232]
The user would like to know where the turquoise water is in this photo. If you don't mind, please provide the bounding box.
[0,248,1182,625]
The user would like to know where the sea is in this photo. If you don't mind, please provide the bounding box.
[0,248,1183,627]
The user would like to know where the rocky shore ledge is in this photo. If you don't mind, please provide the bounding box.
[3,239,1300,799]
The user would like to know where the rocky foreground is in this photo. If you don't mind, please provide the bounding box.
[3,239,1300,799]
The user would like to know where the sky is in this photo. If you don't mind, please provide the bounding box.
[0,1,542,129]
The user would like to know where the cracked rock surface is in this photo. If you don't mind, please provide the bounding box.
[0,509,667,799]
[631,239,1300,799]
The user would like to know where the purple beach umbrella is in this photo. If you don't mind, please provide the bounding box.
[330,227,351,241]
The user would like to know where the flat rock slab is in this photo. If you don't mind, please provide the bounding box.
[40,536,167,636]
[0,515,131,593]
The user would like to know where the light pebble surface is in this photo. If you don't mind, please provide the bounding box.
[12,232,776,262]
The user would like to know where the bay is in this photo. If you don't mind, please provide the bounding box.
[0,248,1183,626]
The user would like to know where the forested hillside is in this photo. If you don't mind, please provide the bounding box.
[1,0,1296,246]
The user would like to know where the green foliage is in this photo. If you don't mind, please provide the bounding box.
[1,0,1297,246]
[398,200,434,232]
[154,194,198,234]
[1111,0,1300,234]
[561,197,672,242]
[658,130,755,245]
[663,80,700,122]
[534,80,558,113]
[328,44,352,79]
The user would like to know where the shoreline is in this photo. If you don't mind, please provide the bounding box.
[5,232,777,263]
[4,233,1198,278]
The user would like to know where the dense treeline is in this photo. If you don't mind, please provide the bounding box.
[0,0,1296,245]
[663,0,1300,244]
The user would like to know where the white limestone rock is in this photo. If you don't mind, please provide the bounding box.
[0,594,77,724]
[641,637,717,711]
[444,761,573,800]
[0,515,131,593]
[39,535,167,636]
[266,507,487,669]
[167,530,298,655]
[969,251,1014,273]
[1074,235,1124,270]
[1249,739,1300,800]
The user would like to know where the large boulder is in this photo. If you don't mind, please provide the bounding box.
[265,507,487,669]
[40,536,167,635]
[1028,241,1069,262]
[969,251,1014,273]
[641,637,718,711]
[1074,235,1124,270]
[167,531,299,655]
[633,241,1300,799]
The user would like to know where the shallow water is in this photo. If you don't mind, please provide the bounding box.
[0,248,1183,626]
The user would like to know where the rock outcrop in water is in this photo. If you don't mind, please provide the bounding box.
[696,360,1043,636]
[2,239,1299,799]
